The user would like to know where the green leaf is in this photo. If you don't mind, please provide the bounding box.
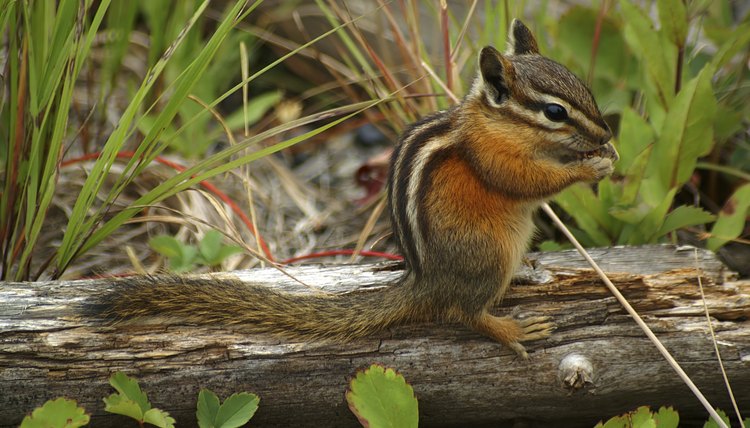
[197,389,221,428]
[621,0,675,109]
[596,177,619,213]
[199,230,224,262]
[703,409,730,428]
[709,22,750,71]
[196,230,243,267]
[149,235,185,259]
[224,90,284,129]
[637,176,665,208]
[555,184,613,246]
[197,389,259,428]
[595,415,627,428]
[20,398,90,428]
[596,406,679,428]
[104,393,145,421]
[654,406,679,428]
[346,365,418,428]
[104,372,174,427]
[143,408,176,428]
[657,0,688,47]
[556,6,629,81]
[107,372,152,415]
[623,187,677,244]
[713,103,743,141]
[214,392,260,428]
[614,201,711,245]
[630,406,657,428]
[644,65,717,203]
[213,246,244,265]
[149,235,200,271]
[609,203,651,225]
[620,145,654,206]
[657,205,716,237]
[707,183,750,251]
[172,245,198,272]
[538,240,567,252]
[616,107,655,175]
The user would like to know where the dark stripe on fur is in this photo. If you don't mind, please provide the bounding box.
[477,95,540,129]
[526,82,608,130]
[389,113,453,276]
[415,146,455,256]
[524,101,607,141]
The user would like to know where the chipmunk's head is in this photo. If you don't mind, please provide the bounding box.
[470,19,618,169]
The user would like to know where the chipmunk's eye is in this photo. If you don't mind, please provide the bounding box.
[543,103,568,122]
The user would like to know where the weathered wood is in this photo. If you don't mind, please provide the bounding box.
[1,245,748,427]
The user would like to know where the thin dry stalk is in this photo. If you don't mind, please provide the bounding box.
[541,202,729,428]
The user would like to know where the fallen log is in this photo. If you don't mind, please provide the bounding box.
[1,245,748,427]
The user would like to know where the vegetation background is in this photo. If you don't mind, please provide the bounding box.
[2,1,749,426]
[1,0,748,280]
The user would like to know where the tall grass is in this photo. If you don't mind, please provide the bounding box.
[0,0,394,280]
[2,1,747,280]
[2,0,111,280]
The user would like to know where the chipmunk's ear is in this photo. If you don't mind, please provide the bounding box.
[479,46,514,105]
[507,19,539,55]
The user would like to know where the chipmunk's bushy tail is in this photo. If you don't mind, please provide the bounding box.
[90,275,420,341]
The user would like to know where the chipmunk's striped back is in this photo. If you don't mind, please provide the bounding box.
[388,110,457,277]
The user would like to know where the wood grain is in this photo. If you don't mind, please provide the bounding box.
[1,245,748,427]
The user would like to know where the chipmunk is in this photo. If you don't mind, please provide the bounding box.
[93,20,618,358]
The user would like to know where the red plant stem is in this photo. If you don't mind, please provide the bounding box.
[60,151,275,262]
[588,0,609,85]
[2,36,29,279]
[61,151,407,270]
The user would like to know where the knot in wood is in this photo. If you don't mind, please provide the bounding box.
[558,353,594,392]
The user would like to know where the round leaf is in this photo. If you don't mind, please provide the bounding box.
[214,392,259,428]
[346,365,418,428]
[197,389,221,428]
[20,398,90,428]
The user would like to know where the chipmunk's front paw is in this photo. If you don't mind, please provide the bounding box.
[579,141,618,181]
[517,315,556,341]
[506,316,556,359]
[473,313,555,359]
[585,157,614,180]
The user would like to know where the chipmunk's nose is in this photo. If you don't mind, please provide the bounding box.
[599,130,612,146]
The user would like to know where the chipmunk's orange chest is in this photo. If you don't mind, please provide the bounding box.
[422,152,536,279]
[425,153,525,231]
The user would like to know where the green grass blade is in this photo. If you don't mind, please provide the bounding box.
[169,4,371,144]
[55,0,215,272]
[78,97,387,256]
[96,0,261,214]
[57,2,262,271]
[17,0,112,279]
